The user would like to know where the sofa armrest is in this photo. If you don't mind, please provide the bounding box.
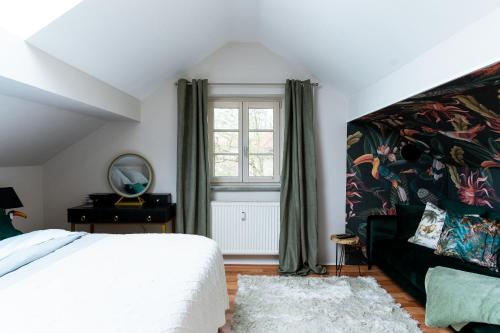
[366,215,398,269]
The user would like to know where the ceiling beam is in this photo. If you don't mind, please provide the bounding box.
[0,29,140,121]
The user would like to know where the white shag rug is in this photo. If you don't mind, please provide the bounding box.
[232,275,422,333]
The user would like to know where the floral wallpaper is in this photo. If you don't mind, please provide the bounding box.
[346,62,500,254]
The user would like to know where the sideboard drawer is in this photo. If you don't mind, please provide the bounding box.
[132,210,166,223]
[100,210,166,223]
[68,204,175,225]
[68,210,101,223]
[68,201,176,234]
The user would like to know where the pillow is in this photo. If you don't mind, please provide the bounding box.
[408,202,446,249]
[435,214,500,270]
[395,204,426,240]
[0,210,22,241]
[425,266,500,329]
[439,198,489,217]
[120,168,148,184]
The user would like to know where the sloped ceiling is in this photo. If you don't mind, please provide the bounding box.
[353,62,500,169]
[0,94,105,166]
[3,1,499,167]
[28,0,500,99]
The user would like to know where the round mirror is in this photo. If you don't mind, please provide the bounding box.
[108,153,153,198]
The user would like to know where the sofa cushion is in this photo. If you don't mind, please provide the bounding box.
[408,202,446,249]
[395,204,425,240]
[373,239,421,285]
[440,198,489,216]
[425,267,500,330]
[435,215,500,270]
[373,239,500,294]
[413,244,500,290]
[486,210,500,220]
[461,323,500,333]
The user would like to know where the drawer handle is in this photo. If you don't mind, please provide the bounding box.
[146,215,152,222]
[80,215,86,222]
[114,215,119,222]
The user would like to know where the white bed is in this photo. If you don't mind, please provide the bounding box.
[0,230,229,333]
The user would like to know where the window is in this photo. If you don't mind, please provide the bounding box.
[209,98,281,184]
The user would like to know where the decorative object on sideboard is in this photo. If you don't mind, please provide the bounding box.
[0,187,27,240]
[107,153,153,207]
[88,193,171,208]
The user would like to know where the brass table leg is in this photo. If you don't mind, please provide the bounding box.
[161,223,167,233]
[71,223,75,232]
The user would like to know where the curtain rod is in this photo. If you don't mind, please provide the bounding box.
[174,82,319,87]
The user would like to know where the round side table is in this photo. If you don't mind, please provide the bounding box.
[331,234,362,276]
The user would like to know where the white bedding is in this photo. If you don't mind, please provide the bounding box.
[0,230,228,333]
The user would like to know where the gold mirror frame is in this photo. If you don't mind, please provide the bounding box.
[107,153,154,205]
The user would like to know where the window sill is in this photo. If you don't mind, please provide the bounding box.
[210,183,281,192]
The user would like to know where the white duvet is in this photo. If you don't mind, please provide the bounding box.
[0,230,228,333]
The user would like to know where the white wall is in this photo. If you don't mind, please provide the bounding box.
[43,88,177,233]
[0,166,44,232]
[315,84,348,263]
[42,42,348,263]
[0,93,105,167]
[351,8,500,119]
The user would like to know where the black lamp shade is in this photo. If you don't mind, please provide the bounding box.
[0,187,23,209]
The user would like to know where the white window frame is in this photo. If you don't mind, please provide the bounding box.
[208,97,282,184]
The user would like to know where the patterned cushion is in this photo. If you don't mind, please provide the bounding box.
[435,214,500,270]
[408,202,446,249]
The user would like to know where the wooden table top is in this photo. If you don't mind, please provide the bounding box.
[330,234,360,245]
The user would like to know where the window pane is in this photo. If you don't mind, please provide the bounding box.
[214,155,239,177]
[214,132,238,153]
[249,132,273,154]
[249,155,273,177]
[214,108,239,130]
[249,108,273,130]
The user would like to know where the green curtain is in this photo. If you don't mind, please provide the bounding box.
[176,79,210,236]
[279,79,325,275]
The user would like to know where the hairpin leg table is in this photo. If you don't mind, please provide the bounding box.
[331,235,362,276]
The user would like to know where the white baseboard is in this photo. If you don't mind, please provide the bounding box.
[223,256,339,266]
[224,255,279,265]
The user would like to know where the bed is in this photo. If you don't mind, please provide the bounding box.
[0,229,229,333]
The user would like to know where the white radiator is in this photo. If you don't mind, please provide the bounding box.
[211,201,280,255]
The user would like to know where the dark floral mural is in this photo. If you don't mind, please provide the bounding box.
[346,62,500,255]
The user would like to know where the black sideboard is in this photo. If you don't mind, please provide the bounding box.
[67,193,176,233]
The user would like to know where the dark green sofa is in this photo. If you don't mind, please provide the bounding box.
[367,215,500,333]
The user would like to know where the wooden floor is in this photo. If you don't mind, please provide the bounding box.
[221,264,451,333]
